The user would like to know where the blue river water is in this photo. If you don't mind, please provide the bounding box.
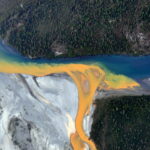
[0,41,150,80]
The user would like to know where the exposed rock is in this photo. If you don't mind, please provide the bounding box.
[124,23,150,54]
[8,118,34,150]
[51,41,67,56]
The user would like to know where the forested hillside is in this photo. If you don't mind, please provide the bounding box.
[91,95,150,150]
[0,0,149,58]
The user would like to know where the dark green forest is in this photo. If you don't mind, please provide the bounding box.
[91,95,150,150]
[0,0,150,58]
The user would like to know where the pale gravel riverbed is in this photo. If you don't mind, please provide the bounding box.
[0,73,149,150]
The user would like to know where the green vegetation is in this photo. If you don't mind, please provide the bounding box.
[90,95,150,150]
[0,0,149,58]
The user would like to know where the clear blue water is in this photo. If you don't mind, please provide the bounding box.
[0,41,150,80]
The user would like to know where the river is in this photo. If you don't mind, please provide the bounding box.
[1,41,150,80]
[0,41,150,150]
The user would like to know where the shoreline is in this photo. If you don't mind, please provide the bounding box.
[1,40,150,61]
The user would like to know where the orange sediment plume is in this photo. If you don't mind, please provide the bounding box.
[70,132,86,150]
[0,62,104,149]
[68,66,105,150]
[0,61,139,150]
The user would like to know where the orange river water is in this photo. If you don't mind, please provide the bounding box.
[0,61,139,150]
